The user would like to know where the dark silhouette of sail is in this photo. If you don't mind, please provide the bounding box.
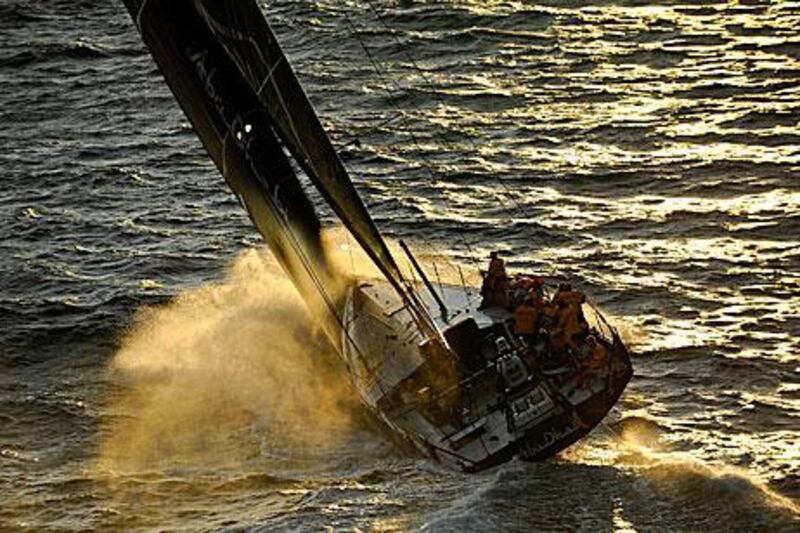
[188,0,409,296]
[121,0,339,327]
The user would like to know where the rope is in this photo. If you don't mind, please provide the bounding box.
[262,6,445,338]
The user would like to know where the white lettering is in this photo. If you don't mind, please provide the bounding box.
[525,424,577,455]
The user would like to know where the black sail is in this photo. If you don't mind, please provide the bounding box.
[189,0,409,297]
[122,0,341,335]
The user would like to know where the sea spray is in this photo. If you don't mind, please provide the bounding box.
[95,234,458,475]
[96,247,362,474]
[610,415,800,524]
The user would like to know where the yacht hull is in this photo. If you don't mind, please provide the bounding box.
[341,279,633,473]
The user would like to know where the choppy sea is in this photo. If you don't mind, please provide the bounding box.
[1,0,799,530]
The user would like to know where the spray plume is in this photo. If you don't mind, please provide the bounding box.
[96,247,362,474]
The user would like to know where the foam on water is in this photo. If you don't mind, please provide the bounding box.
[607,419,800,528]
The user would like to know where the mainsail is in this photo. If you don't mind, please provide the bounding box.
[122,0,341,332]
[186,0,411,298]
[125,0,441,341]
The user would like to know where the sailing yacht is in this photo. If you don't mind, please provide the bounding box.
[122,0,632,472]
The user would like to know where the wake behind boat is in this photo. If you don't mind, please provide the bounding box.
[121,0,632,472]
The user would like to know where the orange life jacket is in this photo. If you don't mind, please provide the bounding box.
[513,303,538,335]
[552,289,585,308]
[548,290,587,352]
[554,291,586,336]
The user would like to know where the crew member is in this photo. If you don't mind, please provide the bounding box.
[513,297,539,345]
[549,284,588,353]
[530,276,545,299]
[488,251,506,279]
[480,251,508,308]
[576,335,608,387]
[509,275,533,308]
[584,335,608,370]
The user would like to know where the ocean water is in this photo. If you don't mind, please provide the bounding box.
[1,0,799,530]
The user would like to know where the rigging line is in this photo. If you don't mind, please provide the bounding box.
[256,56,285,96]
[357,0,559,261]
[195,0,271,72]
[261,45,423,330]
[456,264,472,305]
[267,70,307,168]
[339,9,480,277]
[345,231,356,278]
[340,113,406,149]
[135,0,151,31]
[357,0,528,207]
[431,259,444,299]
[338,11,526,291]
[224,127,373,369]
[255,15,436,334]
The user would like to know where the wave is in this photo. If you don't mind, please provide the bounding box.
[635,459,799,528]
[420,419,800,531]
[720,109,800,130]
[0,41,140,69]
[607,414,800,527]
[0,3,47,26]
[212,472,302,493]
